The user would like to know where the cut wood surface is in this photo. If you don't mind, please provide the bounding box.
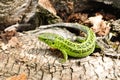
[0,29,120,80]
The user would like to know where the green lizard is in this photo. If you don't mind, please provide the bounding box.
[38,23,96,62]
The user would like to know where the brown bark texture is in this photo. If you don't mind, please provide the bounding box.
[0,30,120,80]
[0,0,120,80]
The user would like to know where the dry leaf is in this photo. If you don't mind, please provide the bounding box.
[0,30,21,49]
[67,2,74,11]
[6,73,27,80]
[1,36,21,50]
[7,36,22,48]
[87,14,103,32]
[38,0,56,15]
[86,14,110,36]
[0,30,17,45]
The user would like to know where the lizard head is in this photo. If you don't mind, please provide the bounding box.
[38,33,63,47]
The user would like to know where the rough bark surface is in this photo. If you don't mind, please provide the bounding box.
[0,30,120,80]
[0,0,36,27]
[0,0,62,31]
[0,0,120,80]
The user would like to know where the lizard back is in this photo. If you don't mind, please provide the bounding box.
[39,23,96,59]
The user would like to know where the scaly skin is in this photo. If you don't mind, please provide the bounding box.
[38,23,96,62]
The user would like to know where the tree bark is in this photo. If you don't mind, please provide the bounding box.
[0,0,120,80]
[0,29,120,80]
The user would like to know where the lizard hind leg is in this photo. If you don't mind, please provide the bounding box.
[60,50,68,63]
[75,36,86,43]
